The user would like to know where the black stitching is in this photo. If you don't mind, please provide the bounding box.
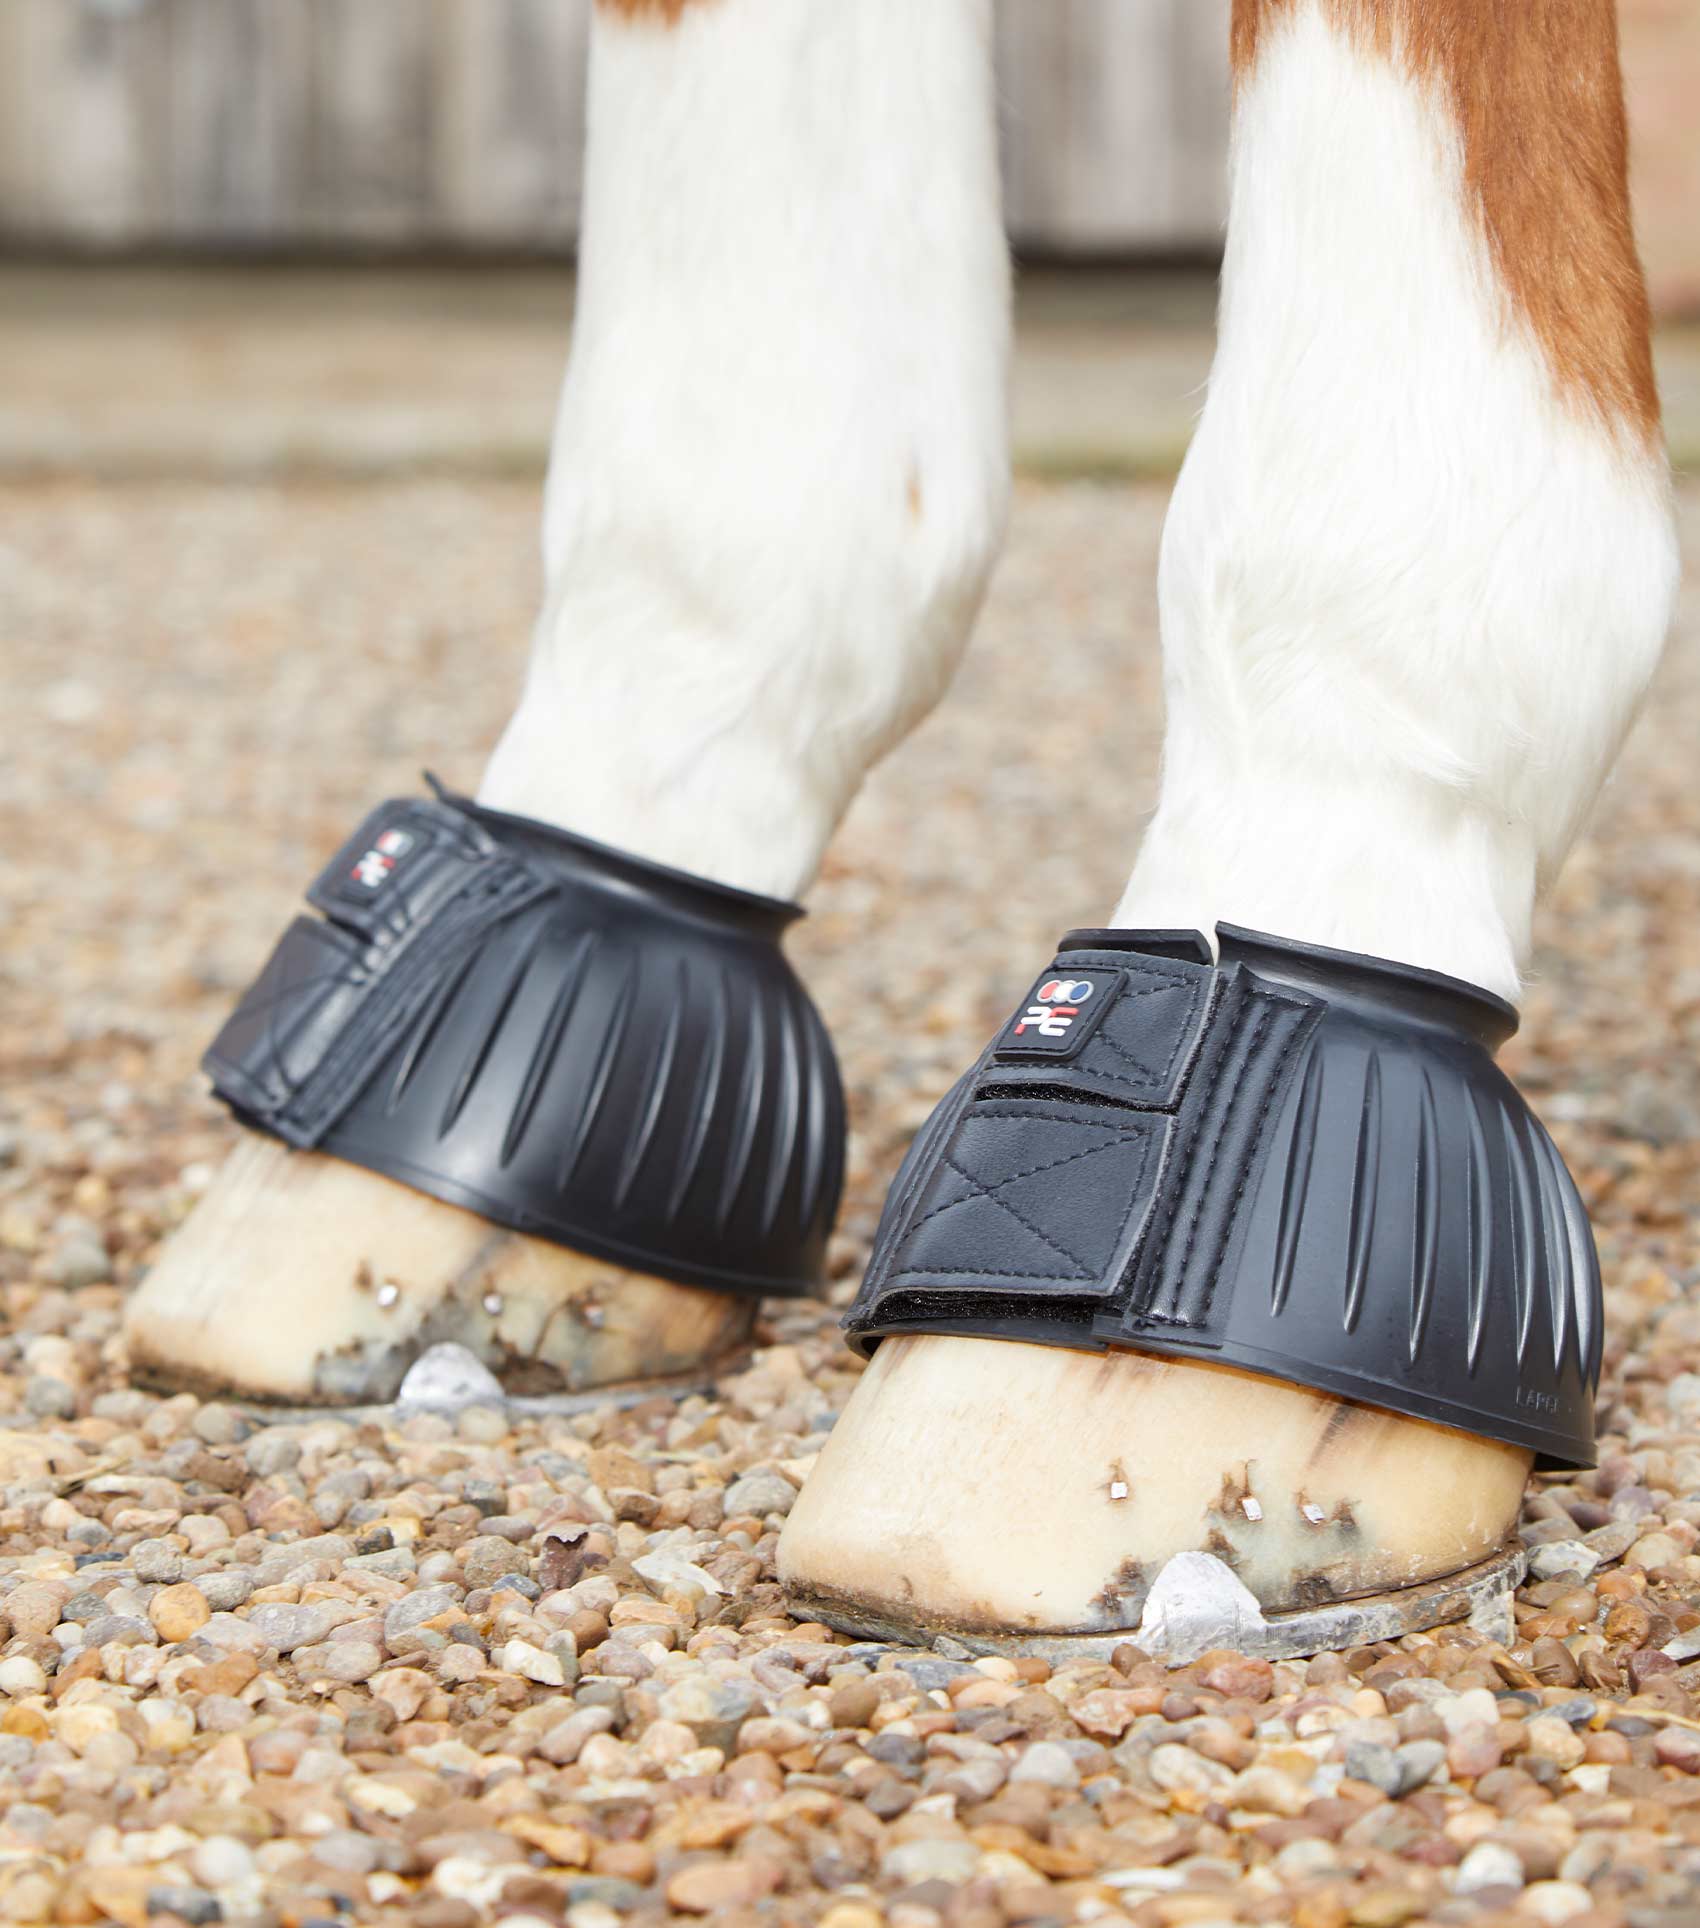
[1134,978,1247,1321]
[998,972,1207,1095]
[885,1266,1106,1282]
[955,1105,1149,1128]
[902,1130,1149,1239]
[1166,1004,1276,1320]
[932,1152,1097,1278]
[882,1133,1156,1287]
[1196,1005,1308,1305]
[880,1130,1157,1294]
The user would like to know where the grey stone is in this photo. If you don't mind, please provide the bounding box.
[199,1612,271,1653]
[252,1534,353,1583]
[82,1615,156,1649]
[565,1878,645,1910]
[1344,1740,1403,1796]
[722,1471,797,1519]
[193,1404,247,1446]
[1135,1551,1267,1662]
[196,1694,253,1733]
[91,1390,153,1424]
[292,1638,384,1683]
[396,1342,506,1415]
[242,1429,303,1477]
[936,1756,1008,1802]
[539,1704,618,1765]
[1010,1741,1080,1789]
[1527,1539,1603,1582]
[24,1377,76,1420]
[383,1588,460,1634]
[131,1539,185,1585]
[344,1547,416,1581]
[880,1839,980,1886]
[657,1675,761,1753]
[461,1537,528,1589]
[48,1239,112,1288]
[894,1656,979,1693]
[384,1583,463,1652]
[1456,1841,1525,1893]
[1392,1739,1448,1793]
[1666,1374,1700,1430]
[1584,1520,1641,1563]
[144,1887,219,1927]
[198,1569,256,1612]
[308,1829,384,1876]
[246,1602,339,1652]
[1148,1742,1235,1796]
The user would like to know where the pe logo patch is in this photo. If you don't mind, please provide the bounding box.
[348,825,416,891]
[993,968,1122,1060]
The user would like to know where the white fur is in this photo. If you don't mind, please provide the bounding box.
[480,0,1010,899]
[1116,4,1678,1000]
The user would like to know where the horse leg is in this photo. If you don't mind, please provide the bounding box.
[124,0,1009,1406]
[782,0,1678,1648]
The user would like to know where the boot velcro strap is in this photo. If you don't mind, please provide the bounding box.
[205,799,547,1147]
[852,943,1320,1329]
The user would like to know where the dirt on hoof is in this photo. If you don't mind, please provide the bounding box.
[3,478,1700,1924]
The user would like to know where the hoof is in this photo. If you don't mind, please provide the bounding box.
[123,1131,756,1406]
[778,1334,1531,1658]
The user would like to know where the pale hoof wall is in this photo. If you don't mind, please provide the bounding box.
[778,1334,1532,1659]
[123,1132,756,1406]
[793,1543,1525,1666]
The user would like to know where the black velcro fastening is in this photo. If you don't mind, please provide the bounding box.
[845,943,1320,1341]
[205,799,551,1147]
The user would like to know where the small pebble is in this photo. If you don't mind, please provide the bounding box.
[148,1584,211,1642]
[1456,1842,1525,1894]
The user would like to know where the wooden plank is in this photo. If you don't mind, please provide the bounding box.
[164,0,311,247]
[0,0,42,236]
[0,0,172,247]
[998,0,1229,252]
[303,0,435,243]
[430,0,589,249]
[1170,0,1233,238]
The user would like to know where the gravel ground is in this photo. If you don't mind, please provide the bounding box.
[2,477,1699,1928]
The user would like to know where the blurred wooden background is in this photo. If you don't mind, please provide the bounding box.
[0,0,1232,254]
[0,0,1694,312]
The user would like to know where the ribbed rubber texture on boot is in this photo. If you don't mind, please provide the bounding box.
[204,786,845,1299]
[843,925,1601,1466]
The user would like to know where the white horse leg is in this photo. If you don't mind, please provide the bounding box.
[782,0,1678,1646]
[125,0,1009,1406]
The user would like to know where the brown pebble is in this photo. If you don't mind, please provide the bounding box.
[1627,1649,1679,1691]
[588,1444,654,1495]
[1654,1725,1700,1771]
[665,1855,782,1912]
[1528,1637,1580,1687]
[830,1678,883,1730]
[1447,1728,1504,1780]
[1195,1651,1274,1702]
[5,1584,64,1639]
[148,1584,211,1642]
